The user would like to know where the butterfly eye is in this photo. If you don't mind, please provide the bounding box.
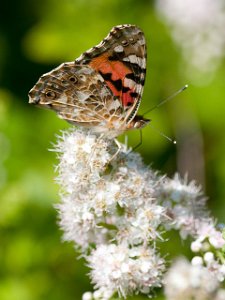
[69,76,78,83]
[45,91,56,99]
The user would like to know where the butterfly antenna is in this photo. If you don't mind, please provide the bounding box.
[143,84,188,116]
[149,123,176,144]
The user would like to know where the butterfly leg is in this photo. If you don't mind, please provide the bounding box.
[108,139,122,163]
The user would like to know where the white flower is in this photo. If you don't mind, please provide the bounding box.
[164,257,223,300]
[192,256,203,266]
[53,128,225,298]
[87,244,165,298]
[155,0,225,83]
[205,257,225,283]
[55,129,166,251]
[215,289,225,300]
[191,240,203,252]
[155,174,209,238]
[82,292,93,300]
[194,220,225,249]
[204,252,214,263]
[54,129,167,297]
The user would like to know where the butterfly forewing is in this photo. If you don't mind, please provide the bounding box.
[76,25,147,124]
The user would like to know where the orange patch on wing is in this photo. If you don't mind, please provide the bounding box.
[89,53,136,107]
[105,81,120,98]
[89,53,131,81]
[122,91,135,107]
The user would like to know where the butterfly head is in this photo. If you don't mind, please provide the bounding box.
[127,115,151,130]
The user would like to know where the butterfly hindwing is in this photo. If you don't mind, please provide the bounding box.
[76,24,147,123]
[28,63,126,127]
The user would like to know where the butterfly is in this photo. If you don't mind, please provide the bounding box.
[28,24,150,139]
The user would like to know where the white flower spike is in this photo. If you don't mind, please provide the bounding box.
[53,128,225,299]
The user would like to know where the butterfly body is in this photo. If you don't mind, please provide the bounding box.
[28,24,150,138]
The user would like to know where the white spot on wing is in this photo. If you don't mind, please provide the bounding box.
[114,45,124,53]
[124,78,136,89]
[123,78,142,93]
[123,55,146,67]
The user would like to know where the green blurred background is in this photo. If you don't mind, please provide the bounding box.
[0,0,224,299]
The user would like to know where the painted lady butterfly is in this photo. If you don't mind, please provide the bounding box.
[28,24,150,138]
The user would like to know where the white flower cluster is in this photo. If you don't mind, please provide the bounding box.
[154,174,225,285]
[154,174,209,238]
[155,0,225,82]
[191,221,225,251]
[164,257,225,300]
[191,228,225,283]
[86,244,164,298]
[54,128,225,299]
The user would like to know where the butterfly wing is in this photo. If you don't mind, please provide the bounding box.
[76,24,147,124]
[28,63,125,129]
[28,25,147,135]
